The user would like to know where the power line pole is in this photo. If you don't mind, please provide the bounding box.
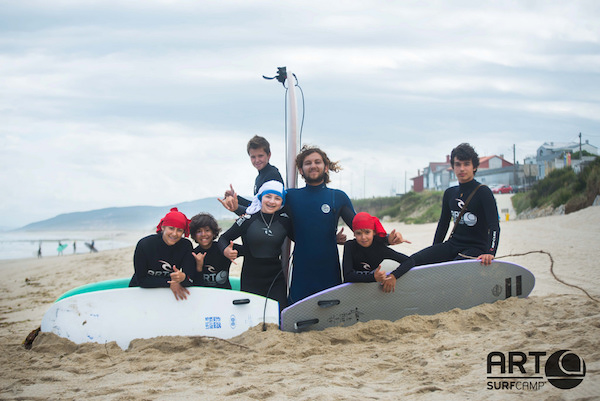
[513,144,517,186]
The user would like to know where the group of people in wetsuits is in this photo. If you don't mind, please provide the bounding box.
[130,138,500,312]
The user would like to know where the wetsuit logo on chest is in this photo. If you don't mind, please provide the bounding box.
[321,204,331,214]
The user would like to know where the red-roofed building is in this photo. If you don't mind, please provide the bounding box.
[411,154,521,192]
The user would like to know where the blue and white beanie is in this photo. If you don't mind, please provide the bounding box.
[245,180,286,214]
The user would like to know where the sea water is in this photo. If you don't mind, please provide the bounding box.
[0,230,144,260]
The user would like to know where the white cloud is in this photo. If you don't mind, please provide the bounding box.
[1,0,599,227]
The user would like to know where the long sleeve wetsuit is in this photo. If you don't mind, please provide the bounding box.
[191,241,243,289]
[342,237,409,282]
[285,183,356,303]
[397,179,500,273]
[218,211,293,310]
[129,233,195,288]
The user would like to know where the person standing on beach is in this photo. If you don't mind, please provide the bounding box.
[284,146,354,303]
[218,135,283,216]
[129,208,195,300]
[218,181,293,311]
[381,143,500,293]
[189,212,241,290]
[285,145,406,304]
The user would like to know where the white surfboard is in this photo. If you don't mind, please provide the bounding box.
[41,287,280,349]
[280,260,535,332]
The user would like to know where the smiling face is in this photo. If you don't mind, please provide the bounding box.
[260,193,283,214]
[249,147,271,171]
[354,229,375,248]
[194,226,214,250]
[300,151,328,185]
[161,225,184,246]
[453,157,476,184]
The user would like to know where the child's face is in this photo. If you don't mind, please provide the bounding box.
[249,147,270,171]
[261,193,283,214]
[162,225,184,246]
[355,229,375,248]
[195,226,214,249]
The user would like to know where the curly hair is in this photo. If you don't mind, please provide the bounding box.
[450,143,480,172]
[189,213,221,241]
[295,145,341,184]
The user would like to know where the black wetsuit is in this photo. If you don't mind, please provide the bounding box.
[342,237,409,282]
[235,163,283,216]
[396,179,500,274]
[218,211,293,310]
[129,233,195,288]
[192,242,242,289]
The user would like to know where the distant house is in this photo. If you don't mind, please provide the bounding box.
[410,156,452,192]
[525,140,599,179]
[449,155,523,188]
[411,154,522,192]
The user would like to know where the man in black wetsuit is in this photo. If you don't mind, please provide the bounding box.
[219,135,283,215]
[382,143,500,292]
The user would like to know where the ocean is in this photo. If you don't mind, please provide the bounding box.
[0,230,146,260]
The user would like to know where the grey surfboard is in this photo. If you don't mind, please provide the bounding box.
[280,260,535,332]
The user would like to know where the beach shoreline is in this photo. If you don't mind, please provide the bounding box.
[1,207,599,400]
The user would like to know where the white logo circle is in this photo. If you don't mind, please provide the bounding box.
[463,212,477,226]
[321,204,331,213]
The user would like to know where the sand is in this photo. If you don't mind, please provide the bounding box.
[1,206,599,400]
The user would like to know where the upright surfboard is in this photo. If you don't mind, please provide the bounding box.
[280,260,534,332]
[42,287,279,349]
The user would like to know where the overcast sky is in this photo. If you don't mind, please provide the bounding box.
[1,0,599,228]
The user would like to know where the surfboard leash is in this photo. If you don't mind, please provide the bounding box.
[262,270,284,331]
[459,250,599,303]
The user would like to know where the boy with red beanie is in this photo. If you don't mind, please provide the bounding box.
[129,208,195,300]
[342,212,411,288]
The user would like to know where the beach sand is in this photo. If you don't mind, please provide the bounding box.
[1,207,599,400]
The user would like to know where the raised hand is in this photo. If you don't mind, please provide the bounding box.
[168,265,186,284]
[336,227,347,244]
[387,229,411,246]
[373,266,386,283]
[223,241,238,263]
[193,251,206,272]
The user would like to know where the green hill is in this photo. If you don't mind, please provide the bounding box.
[512,156,600,215]
[352,191,443,224]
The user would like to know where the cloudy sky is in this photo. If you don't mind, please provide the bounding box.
[1,0,599,228]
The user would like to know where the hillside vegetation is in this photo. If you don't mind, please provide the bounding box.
[512,156,600,215]
[352,191,443,224]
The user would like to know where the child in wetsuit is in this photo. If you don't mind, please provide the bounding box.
[342,212,411,287]
[189,213,242,290]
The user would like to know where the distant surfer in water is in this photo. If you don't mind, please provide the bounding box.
[129,208,195,300]
[189,212,241,290]
[218,181,292,311]
[342,212,411,287]
[285,145,405,304]
[218,135,283,216]
[384,143,500,292]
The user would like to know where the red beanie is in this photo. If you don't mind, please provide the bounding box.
[156,208,190,237]
[352,212,387,237]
